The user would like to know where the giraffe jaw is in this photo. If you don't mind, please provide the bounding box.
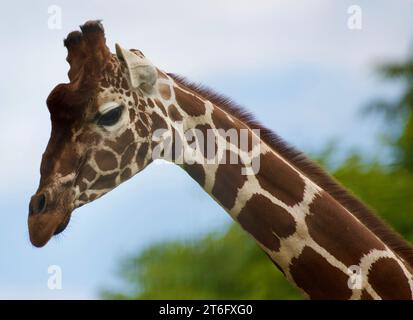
[28,211,72,247]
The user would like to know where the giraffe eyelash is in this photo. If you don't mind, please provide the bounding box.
[95,102,125,127]
[97,101,123,114]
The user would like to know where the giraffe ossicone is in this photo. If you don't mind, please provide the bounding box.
[28,20,413,300]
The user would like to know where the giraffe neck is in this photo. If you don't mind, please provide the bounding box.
[144,72,413,300]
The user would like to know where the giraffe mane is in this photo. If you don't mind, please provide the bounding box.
[168,73,413,269]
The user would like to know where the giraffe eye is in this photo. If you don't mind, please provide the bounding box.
[96,106,124,126]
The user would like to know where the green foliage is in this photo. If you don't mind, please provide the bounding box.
[102,53,413,300]
[364,54,413,170]
[102,226,301,299]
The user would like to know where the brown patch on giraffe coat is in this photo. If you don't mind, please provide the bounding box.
[211,150,246,210]
[136,142,149,168]
[255,152,305,207]
[240,129,257,154]
[139,112,150,126]
[174,86,206,117]
[211,107,234,132]
[155,99,167,116]
[129,108,136,122]
[100,77,110,88]
[147,99,155,108]
[104,61,114,75]
[89,193,98,201]
[139,99,147,107]
[94,150,118,171]
[90,172,118,190]
[167,104,183,122]
[368,257,412,300]
[78,193,88,203]
[150,112,168,131]
[120,168,132,182]
[120,143,137,168]
[306,191,386,267]
[79,164,97,182]
[360,290,374,300]
[238,194,296,252]
[132,92,139,105]
[78,181,88,192]
[107,129,134,154]
[121,78,128,90]
[158,83,171,100]
[290,246,352,300]
[183,163,205,186]
[135,120,149,137]
[50,144,79,177]
[211,108,254,152]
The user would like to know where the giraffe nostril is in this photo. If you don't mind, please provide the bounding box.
[30,193,47,215]
[38,194,46,212]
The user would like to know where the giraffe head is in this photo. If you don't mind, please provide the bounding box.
[28,21,161,247]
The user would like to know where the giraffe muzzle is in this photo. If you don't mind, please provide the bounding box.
[28,191,73,247]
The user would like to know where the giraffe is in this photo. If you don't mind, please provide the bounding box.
[28,21,413,300]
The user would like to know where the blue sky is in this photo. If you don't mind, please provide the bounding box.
[0,0,412,298]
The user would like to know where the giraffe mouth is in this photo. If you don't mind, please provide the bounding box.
[53,213,71,235]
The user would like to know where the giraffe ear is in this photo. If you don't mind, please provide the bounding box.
[115,43,157,92]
